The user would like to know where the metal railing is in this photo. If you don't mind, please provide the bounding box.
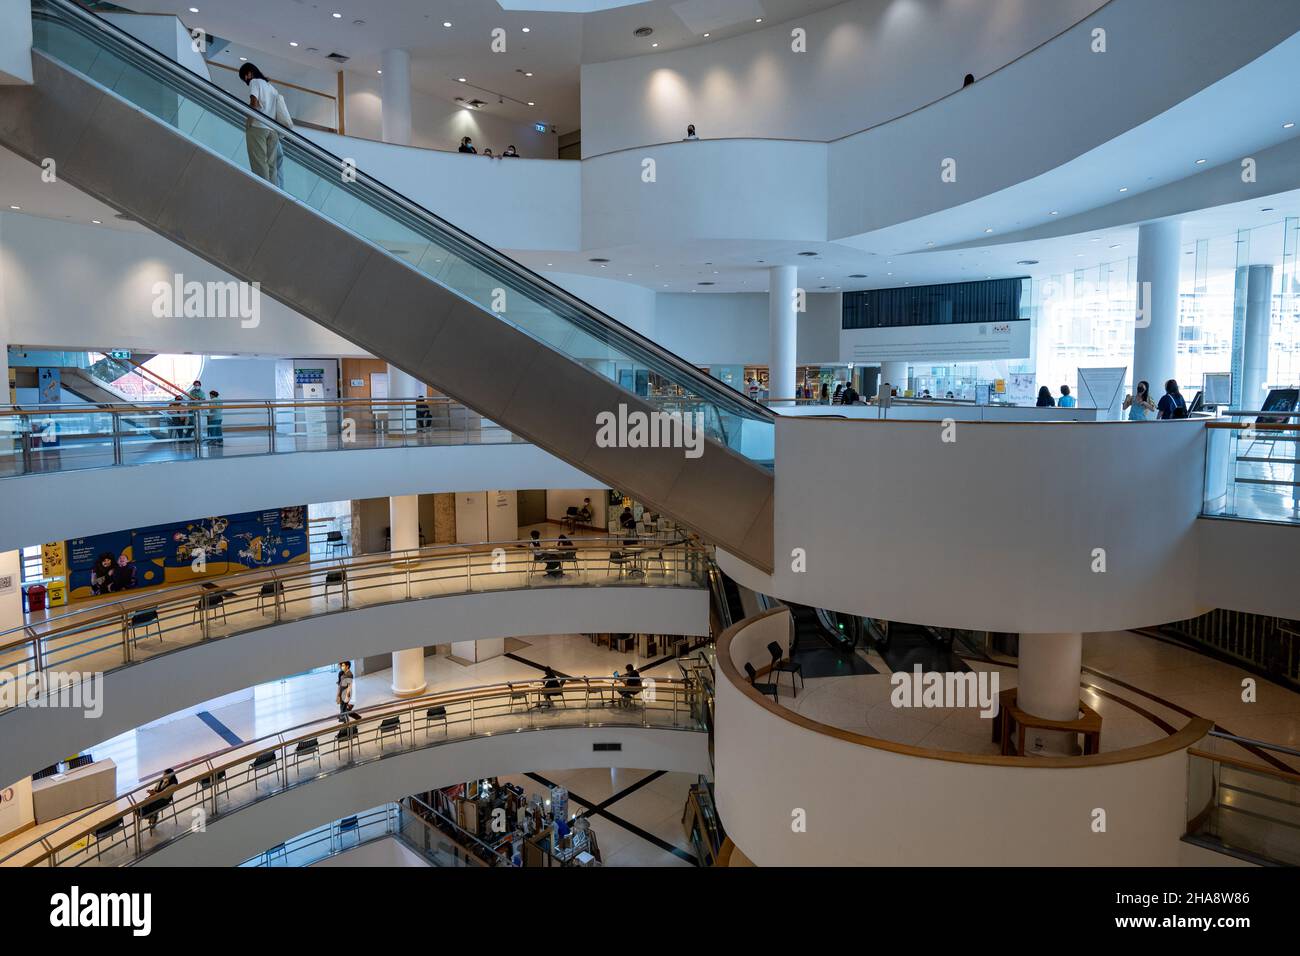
[1203,410,1300,524]
[1186,729,1300,866]
[239,804,398,867]
[0,535,705,712]
[0,396,521,478]
[1,676,703,867]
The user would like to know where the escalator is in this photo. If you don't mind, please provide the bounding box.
[0,0,776,570]
[785,601,876,677]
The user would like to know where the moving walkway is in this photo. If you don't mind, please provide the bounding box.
[0,0,775,570]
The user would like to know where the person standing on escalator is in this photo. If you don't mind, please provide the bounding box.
[239,63,287,187]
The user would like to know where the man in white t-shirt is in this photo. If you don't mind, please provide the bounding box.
[239,62,283,186]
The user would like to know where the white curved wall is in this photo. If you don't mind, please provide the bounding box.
[579,0,1107,155]
[0,584,709,786]
[720,416,1209,633]
[716,611,1202,866]
[140,726,710,866]
[0,441,596,552]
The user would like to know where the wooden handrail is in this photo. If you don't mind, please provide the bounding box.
[0,397,470,417]
[1,536,696,650]
[1187,748,1300,783]
[12,676,696,865]
[717,608,1214,768]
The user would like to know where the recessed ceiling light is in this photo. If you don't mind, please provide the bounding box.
[1194,158,1207,165]
[524,71,533,77]
[522,27,530,33]
[332,12,342,19]
[91,219,101,224]
[527,101,535,106]
[239,56,247,61]
[9,205,20,210]
[457,77,466,82]
[443,21,452,27]
[926,241,934,246]
[289,41,299,47]
[1049,210,1058,216]
[984,227,993,233]
[1118,186,1128,192]
[1285,122,1295,129]
[703,32,710,37]
[188,6,198,12]
[755,18,763,22]
[651,42,658,47]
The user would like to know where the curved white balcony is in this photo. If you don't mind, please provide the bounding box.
[0,397,596,550]
[0,677,710,867]
[715,608,1212,866]
[0,538,709,786]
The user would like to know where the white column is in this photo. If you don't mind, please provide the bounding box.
[1132,220,1182,393]
[879,362,908,396]
[1241,264,1273,409]
[767,265,797,403]
[1017,632,1083,756]
[386,362,421,434]
[380,49,412,146]
[389,494,426,697]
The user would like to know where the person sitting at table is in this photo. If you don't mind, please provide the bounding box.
[540,666,563,708]
[619,663,642,706]
[555,534,577,574]
[140,767,179,832]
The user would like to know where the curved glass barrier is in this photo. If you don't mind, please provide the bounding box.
[1,676,703,867]
[0,397,520,478]
[27,0,775,466]
[0,536,708,712]
[1203,412,1300,524]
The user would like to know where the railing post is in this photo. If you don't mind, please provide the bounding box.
[111,411,123,465]
[342,567,350,610]
[470,697,475,735]
[405,561,411,600]
[267,402,276,454]
[272,569,282,623]
[200,597,210,641]
[120,611,132,664]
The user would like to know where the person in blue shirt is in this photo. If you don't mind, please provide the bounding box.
[1124,380,1155,420]
[1157,379,1187,419]
[1058,385,1076,408]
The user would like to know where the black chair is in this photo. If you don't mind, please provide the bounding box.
[767,641,803,697]
[377,715,404,750]
[562,506,579,532]
[257,580,284,614]
[92,817,127,860]
[336,814,361,850]
[198,768,228,799]
[324,569,347,601]
[540,681,566,709]
[249,751,277,789]
[424,705,448,737]
[292,737,320,776]
[744,662,779,703]
[128,608,161,645]
[192,592,227,625]
[326,529,349,557]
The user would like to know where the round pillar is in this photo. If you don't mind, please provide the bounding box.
[767,265,797,403]
[1016,632,1082,756]
[1132,220,1181,394]
[380,49,412,146]
[389,494,426,697]
[879,362,908,397]
[1241,264,1274,409]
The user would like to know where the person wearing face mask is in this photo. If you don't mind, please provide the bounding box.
[1124,380,1156,421]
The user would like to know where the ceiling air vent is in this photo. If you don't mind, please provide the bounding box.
[849,273,868,278]
[633,26,653,38]
[326,52,350,63]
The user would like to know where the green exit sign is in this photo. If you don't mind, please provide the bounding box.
[109,350,131,360]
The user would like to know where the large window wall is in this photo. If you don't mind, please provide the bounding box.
[1029,217,1300,404]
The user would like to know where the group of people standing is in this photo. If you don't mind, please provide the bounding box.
[458,137,520,158]
[1037,379,1187,420]
[167,380,223,444]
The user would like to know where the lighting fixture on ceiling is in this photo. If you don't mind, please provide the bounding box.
[983,228,993,233]
[1194,158,1207,165]
[91,219,101,224]
[332,13,342,19]
[457,77,466,82]
[849,274,867,278]
[1016,259,1039,265]
[289,41,299,47]
[634,26,653,37]
[651,42,658,47]
[188,6,198,12]
[1110,244,1121,249]
[703,33,710,37]
[797,251,817,256]
[522,27,530,33]
[755,18,763,22]
[527,101,535,106]
[443,21,452,28]
[1285,122,1295,129]
[1261,207,1275,212]
[1119,186,1128,192]
[589,257,610,263]
[8,205,19,210]
[1049,210,1058,215]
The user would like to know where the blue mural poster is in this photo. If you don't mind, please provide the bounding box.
[66,506,308,601]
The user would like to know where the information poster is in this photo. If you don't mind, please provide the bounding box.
[65,505,308,601]
[1077,366,1128,420]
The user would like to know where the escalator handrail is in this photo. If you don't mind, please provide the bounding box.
[33,0,775,428]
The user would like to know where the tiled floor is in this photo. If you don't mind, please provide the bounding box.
[780,630,1300,772]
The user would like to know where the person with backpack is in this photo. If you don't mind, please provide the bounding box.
[336,660,354,718]
[1157,379,1187,419]
[239,62,292,186]
[841,382,860,405]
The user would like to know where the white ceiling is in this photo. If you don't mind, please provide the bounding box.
[132,0,846,131]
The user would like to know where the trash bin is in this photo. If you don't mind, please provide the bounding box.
[24,583,47,613]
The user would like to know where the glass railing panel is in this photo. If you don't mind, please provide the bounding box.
[1201,413,1300,524]
[29,0,776,467]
